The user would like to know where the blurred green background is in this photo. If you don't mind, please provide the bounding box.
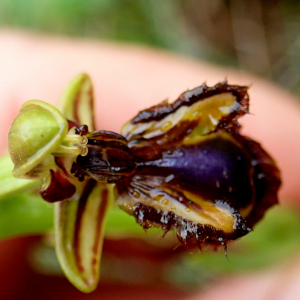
[1,0,300,95]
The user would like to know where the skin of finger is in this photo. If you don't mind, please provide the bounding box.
[187,255,300,300]
[0,30,300,299]
[187,270,279,300]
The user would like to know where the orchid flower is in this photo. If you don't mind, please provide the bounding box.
[7,74,281,292]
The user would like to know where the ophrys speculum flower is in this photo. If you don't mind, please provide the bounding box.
[7,74,281,292]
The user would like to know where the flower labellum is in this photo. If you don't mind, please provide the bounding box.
[7,74,281,292]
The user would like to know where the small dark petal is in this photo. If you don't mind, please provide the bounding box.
[40,169,76,202]
[75,124,89,136]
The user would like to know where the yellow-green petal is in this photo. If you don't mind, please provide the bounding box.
[58,73,95,131]
[55,181,114,292]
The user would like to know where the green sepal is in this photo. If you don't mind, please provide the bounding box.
[8,100,68,179]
